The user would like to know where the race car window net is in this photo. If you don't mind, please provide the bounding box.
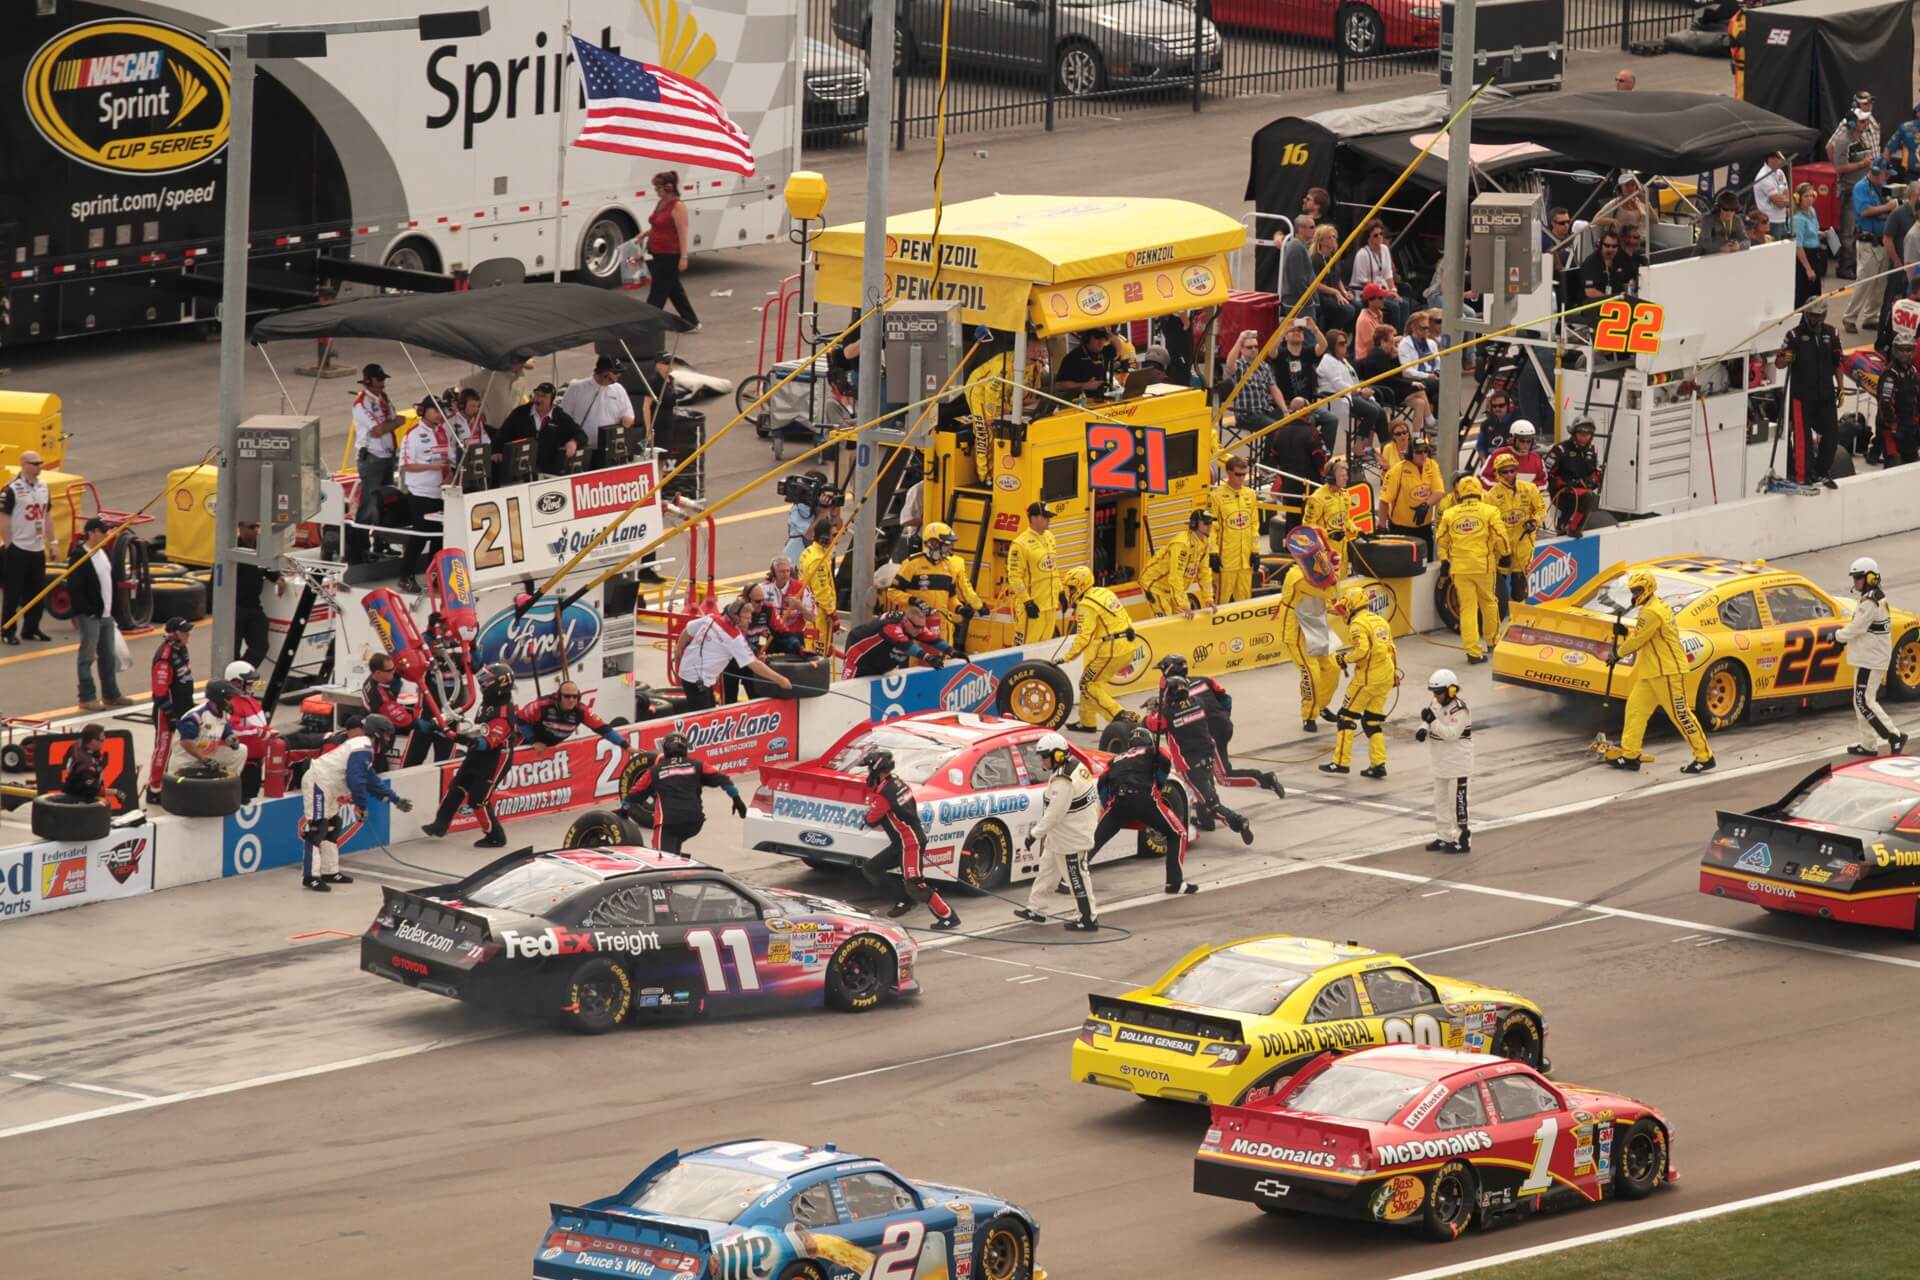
[791,1182,838,1228]
[1718,592,1763,631]
[970,748,1017,790]
[1779,776,1920,838]
[461,858,601,913]
[1764,585,1832,625]
[667,881,759,923]
[1360,967,1438,1016]
[838,1172,918,1220]
[623,1162,780,1222]
[1283,1064,1430,1124]
[827,733,961,784]
[1584,571,1709,619]
[1434,1088,1487,1131]
[1160,951,1313,1017]
[1486,1074,1559,1122]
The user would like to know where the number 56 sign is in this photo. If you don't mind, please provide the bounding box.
[1593,298,1665,355]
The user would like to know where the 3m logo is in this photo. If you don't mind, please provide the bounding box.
[1278,143,1312,165]
[1767,28,1789,44]
[25,21,230,175]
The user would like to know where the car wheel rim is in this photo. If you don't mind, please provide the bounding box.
[1624,1131,1660,1183]
[1500,1027,1533,1065]
[961,831,1008,887]
[577,976,619,1020]
[1706,670,1740,719]
[1008,677,1058,724]
[1432,1172,1467,1224]
[387,247,425,273]
[982,1228,1021,1280]
[583,219,625,278]
[1345,13,1376,53]
[840,950,880,1000]
[1061,50,1096,96]
[1898,639,1920,685]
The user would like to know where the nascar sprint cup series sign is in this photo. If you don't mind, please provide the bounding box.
[25,20,231,174]
[448,460,664,590]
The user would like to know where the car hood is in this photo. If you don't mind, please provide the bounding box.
[760,887,914,944]
[805,38,868,76]
[1431,975,1537,1014]
[1070,0,1207,36]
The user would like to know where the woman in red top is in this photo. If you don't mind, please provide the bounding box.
[644,170,698,328]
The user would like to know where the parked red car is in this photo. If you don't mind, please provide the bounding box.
[1208,0,1441,56]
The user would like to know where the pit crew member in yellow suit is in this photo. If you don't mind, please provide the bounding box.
[798,517,838,667]
[1062,566,1135,732]
[1007,500,1062,643]
[1278,526,1341,734]
[1435,475,1508,664]
[886,521,984,644]
[1487,452,1548,620]
[1611,568,1715,773]
[1208,455,1263,604]
[1140,509,1215,619]
[1302,455,1356,580]
[1321,587,1398,778]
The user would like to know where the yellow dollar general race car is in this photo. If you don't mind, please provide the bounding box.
[1494,557,1920,731]
[1070,936,1547,1106]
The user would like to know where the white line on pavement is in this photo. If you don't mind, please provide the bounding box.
[0,1030,506,1143]
[1402,915,1609,961]
[1283,785,1428,818]
[811,1026,1079,1087]
[1385,1157,1920,1280]
[1695,937,1726,947]
[944,950,1130,986]
[7,1072,45,1082]
[1325,863,1920,971]
[63,1082,154,1101]
[1421,890,1451,898]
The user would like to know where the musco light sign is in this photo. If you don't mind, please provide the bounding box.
[26,21,231,175]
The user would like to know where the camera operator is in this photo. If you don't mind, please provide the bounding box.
[780,470,843,566]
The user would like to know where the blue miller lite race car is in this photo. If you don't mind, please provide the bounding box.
[535,1140,1045,1280]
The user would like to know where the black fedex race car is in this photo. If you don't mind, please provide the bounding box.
[361,846,919,1033]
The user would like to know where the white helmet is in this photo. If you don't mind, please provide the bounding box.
[1851,557,1881,592]
[224,660,256,690]
[1510,420,1537,439]
[1851,556,1880,577]
[1428,668,1460,690]
[1035,731,1073,771]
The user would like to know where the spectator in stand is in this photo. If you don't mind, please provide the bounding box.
[1317,328,1385,448]
[1879,183,1920,350]
[1580,230,1634,303]
[1754,150,1793,239]
[1378,420,1413,472]
[1698,189,1750,256]
[1350,220,1409,329]
[1309,223,1354,334]
[1302,186,1331,224]
[1270,318,1335,448]
[561,354,637,439]
[1886,100,1920,183]
[1746,208,1774,247]
[1847,159,1897,334]
[396,399,453,593]
[1477,421,1548,488]
[763,556,811,655]
[1226,330,1286,434]
[1474,391,1522,467]
[1791,182,1827,309]
[1354,281,1390,360]
[1830,96,1880,272]
[69,517,128,711]
[1395,310,1443,404]
[1155,310,1201,387]
[1278,215,1316,324]
[673,596,793,711]
[1356,325,1431,431]
[642,170,699,329]
[0,449,54,645]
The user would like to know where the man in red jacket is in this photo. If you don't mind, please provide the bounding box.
[146,616,194,804]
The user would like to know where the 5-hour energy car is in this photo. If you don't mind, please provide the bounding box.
[746,712,1110,889]
[536,1139,1044,1280]
[1072,935,1548,1106]
[1702,755,1920,934]
[1495,556,1920,731]
[361,846,917,1033]
[1195,1045,1675,1241]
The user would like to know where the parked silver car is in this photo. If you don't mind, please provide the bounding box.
[829,0,1223,98]
[804,37,871,137]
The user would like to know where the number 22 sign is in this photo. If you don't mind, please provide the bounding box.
[1593,298,1665,355]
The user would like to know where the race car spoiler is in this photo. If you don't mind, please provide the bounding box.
[538,1203,711,1273]
[1712,810,1866,868]
[1088,993,1246,1046]
[380,885,494,945]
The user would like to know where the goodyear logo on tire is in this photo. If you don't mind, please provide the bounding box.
[26,20,230,175]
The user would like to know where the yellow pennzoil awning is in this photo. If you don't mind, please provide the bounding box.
[812,195,1246,336]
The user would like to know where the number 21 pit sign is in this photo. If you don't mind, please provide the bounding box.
[449,460,664,589]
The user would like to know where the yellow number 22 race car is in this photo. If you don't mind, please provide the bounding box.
[1071,935,1547,1106]
[1494,557,1920,731]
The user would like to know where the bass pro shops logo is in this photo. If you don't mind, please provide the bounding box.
[26,21,231,175]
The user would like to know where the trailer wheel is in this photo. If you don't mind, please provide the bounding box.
[579,211,638,288]
[32,793,112,842]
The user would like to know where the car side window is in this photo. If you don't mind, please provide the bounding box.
[1305,977,1361,1023]
[1434,1086,1488,1131]
[1486,1073,1560,1122]
[837,1172,917,1220]
[665,881,758,923]
[1360,967,1437,1016]
[1014,741,1049,783]
[970,748,1017,791]
[585,885,655,928]
[1717,592,1762,631]
[790,1180,838,1229]
[1765,584,1830,625]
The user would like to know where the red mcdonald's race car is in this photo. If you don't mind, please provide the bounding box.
[1194,1045,1675,1241]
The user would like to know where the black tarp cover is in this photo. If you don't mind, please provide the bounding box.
[250,284,688,369]
[1742,0,1915,156]
[1471,91,1819,172]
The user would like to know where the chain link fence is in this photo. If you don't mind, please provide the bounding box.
[805,0,1704,149]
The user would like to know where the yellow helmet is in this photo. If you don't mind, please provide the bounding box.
[1627,569,1658,606]
[1493,453,1519,475]
[1064,566,1095,599]
[922,521,955,549]
[1455,475,1484,500]
[1333,586,1371,618]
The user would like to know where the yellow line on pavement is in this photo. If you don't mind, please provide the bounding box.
[0,617,208,668]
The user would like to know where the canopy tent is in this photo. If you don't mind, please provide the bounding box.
[249,284,690,369]
[1471,91,1820,173]
[810,195,1247,337]
[1741,0,1914,157]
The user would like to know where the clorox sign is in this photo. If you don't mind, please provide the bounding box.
[940,663,997,712]
[1530,546,1579,600]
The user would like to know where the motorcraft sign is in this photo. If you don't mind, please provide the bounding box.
[449,459,663,588]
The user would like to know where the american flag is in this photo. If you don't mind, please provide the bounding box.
[569,37,755,176]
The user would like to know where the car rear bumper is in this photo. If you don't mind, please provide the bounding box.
[361,938,476,1001]
[1069,1039,1235,1104]
[1193,1156,1379,1221]
[1700,865,1920,931]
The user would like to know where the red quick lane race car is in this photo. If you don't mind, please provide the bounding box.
[1194,1045,1675,1241]
[1701,755,1920,934]
[744,712,1112,890]
[361,846,918,1033]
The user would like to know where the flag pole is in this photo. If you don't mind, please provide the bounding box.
[552,2,574,386]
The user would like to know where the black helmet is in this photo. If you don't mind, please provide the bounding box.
[857,748,894,784]
[1163,675,1191,703]
[1155,655,1189,678]
[164,616,193,635]
[661,732,691,759]
[202,679,235,712]
[1128,725,1155,749]
[479,661,514,697]
[361,713,396,743]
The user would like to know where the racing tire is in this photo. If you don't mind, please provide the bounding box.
[160,767,243,818]
[1097,715,1140,755]
[978,1214,1034,1280]
[1338,4,1386,56]
[562,809,645,849]
[1,743,27,773]
[957,820,1013,891]
[1495,1011,1544,1069]
[1434,564,1460,634]
[31,792,112,842]
[993,659,1074,728]
[1614,1118,1669,1199]
[150,576,207,623]
[1138,785,1189,858]
[1054,41,1106,98]
[825,934,895,1012]
[748,655,829,700]
[1694,658,1749,732]
[1420,1159,1477,1242]
[555,957,633,1034]
[1888,630,1920,700]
